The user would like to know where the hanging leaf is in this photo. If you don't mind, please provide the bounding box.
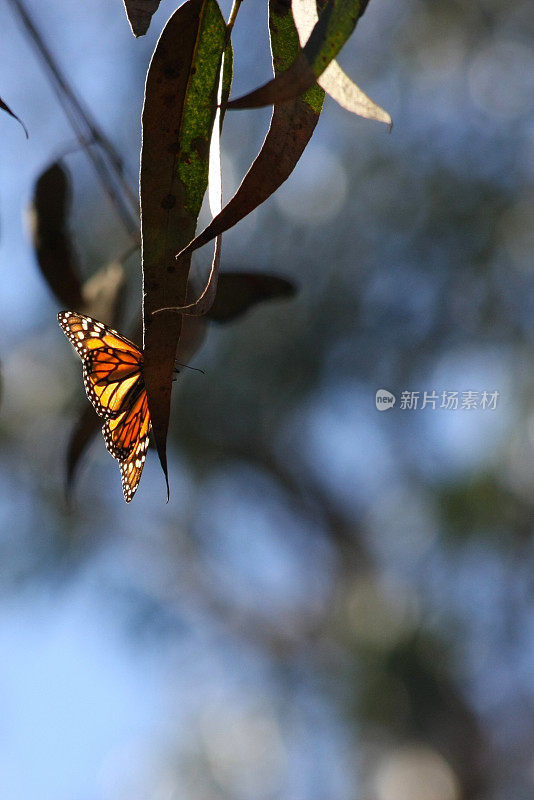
[30,161,128,317]
[176,0,325,261]
[160,41,233,318]
[228,0,364,110]
[319,66,391,124]
[29,162,84,309]
[292,0,391,126]
[206,272,296,323]
[141,0,229,496]
[0,95,28,137]
[122,0,161,37]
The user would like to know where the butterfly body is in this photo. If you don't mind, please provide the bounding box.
[58,311,150,502]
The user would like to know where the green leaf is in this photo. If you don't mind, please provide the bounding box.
[140,0,228,497]
[293,0,391,126]
[159,42,234,318]
[175,0,325,261]
[228,0,364,109]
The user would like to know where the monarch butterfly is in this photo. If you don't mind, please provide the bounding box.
[58,311,150,502]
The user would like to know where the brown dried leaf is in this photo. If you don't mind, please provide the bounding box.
[122,0,161,37]
[228,51,316,111]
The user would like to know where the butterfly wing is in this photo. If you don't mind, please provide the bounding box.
[58,311,143,420]
[103,385,150,502]
[58,311,150,502]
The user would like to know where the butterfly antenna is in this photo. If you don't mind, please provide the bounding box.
[173,362,205,375]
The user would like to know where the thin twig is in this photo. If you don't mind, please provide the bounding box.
[7,0,140,241]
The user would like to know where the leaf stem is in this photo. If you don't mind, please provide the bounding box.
[226,0,244,38]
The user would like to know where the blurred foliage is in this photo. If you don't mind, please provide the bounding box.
[1,0,534,798]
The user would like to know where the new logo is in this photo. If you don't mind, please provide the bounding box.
[375,389,396,411]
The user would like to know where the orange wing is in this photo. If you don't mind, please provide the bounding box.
[58,311,143,419]
[58,311,150,502]
[103,385,150,502]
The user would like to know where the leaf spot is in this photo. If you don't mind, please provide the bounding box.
[161,194,176,210]
[164,63,179,80]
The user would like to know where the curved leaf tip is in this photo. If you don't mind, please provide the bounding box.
[0,96,28,137]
